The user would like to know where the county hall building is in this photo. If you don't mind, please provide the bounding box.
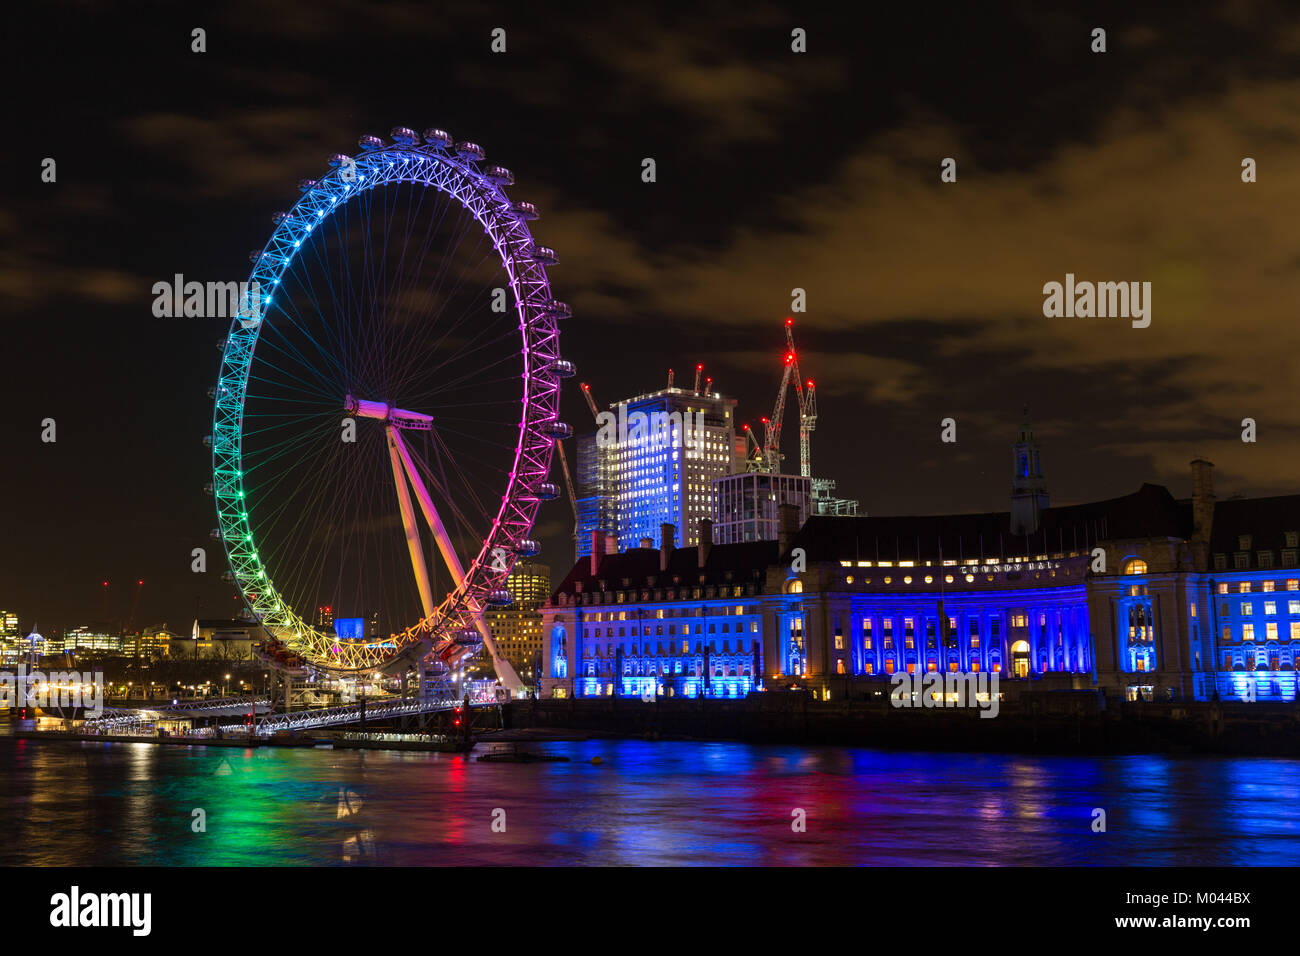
[539,419,1299,704]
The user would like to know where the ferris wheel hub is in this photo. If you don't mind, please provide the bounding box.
[344,394,433,431]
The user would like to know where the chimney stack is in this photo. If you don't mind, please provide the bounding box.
[660,523,675,571]
[698,518,713,568]
[1191,457,1216,545]
[778,503,800,553]
[639,537,654,549]
[605,532,618,557]
[589,529,604,576]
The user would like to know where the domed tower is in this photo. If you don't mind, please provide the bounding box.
[1010,407,1049,536]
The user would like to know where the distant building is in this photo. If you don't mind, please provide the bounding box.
[183,619,264,661]
[507,559,551,611]
[608,386,739,552]
[64,626,122,655]
[135,626,178,658]
[712,472,811,544]
[575,431,617,561]
[483,560,550,683]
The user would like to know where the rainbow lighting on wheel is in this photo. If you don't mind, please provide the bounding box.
[208,126,572,691]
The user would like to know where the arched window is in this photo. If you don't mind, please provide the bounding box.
[786,579,803,594]
[1123,557,1148,575]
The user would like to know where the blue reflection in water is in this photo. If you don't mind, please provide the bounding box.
[1,735,1298,866]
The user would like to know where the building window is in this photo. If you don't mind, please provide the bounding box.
[1234,554,1250,570]
[1123,558,1148,575]
[1259,552,1274,568]
[1243,624,1255,641]
[1240,582,1253,594]
[1239,535,1253,551]
[1214,554,1227,570]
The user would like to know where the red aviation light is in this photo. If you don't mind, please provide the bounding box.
[806,380,814,388]
[785,317,793,326]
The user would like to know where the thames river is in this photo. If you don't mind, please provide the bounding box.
[3,735,1299,866]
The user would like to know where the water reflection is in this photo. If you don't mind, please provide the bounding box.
[0,736,1297,865]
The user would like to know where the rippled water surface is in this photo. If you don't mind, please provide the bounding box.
[3,735,1298,865]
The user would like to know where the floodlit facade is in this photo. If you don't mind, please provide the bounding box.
[609,387,738,551]
[541,418,1299,704]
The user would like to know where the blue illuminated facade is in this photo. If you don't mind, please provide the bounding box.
[543,523,770,699]
[541,452,1300,705]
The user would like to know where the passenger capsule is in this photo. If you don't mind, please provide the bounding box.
[531,246,559,266]
[544,300,572,320]
[543,419,573,440]
[203,483,214,496]
[532,482,560,501]
[271,211,290,225]
[217,339,227,352]
[485,589,513,608]
[455,141,486,162]
[485,165,514,186]
[453,628,484,646]
[202,435,213,448]
[298,178,317,192]
[221,571,236,583]
[426,660,449,677]
[327,153,350,168]
[423,128,454,149]
[515,539,541,557]
[512,200,539,220]
[248,249,263,263]
[209,528,223,540]
[547,359,576,379]
[358,134,384,151]
[390,127,419,146]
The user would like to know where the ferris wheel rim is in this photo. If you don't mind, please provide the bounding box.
[209,133,564,675]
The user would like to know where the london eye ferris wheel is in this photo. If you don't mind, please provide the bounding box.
[206,127,572,686]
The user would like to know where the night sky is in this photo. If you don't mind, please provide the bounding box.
[6,1,1299,634]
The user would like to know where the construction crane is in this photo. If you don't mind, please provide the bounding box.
[785,318,817,479]
[761,350,795,473]
[580,382,601,420]
[693,364,703,395]
[758,318,817,477]
[555,440,579,555]
[550,381,611,557]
